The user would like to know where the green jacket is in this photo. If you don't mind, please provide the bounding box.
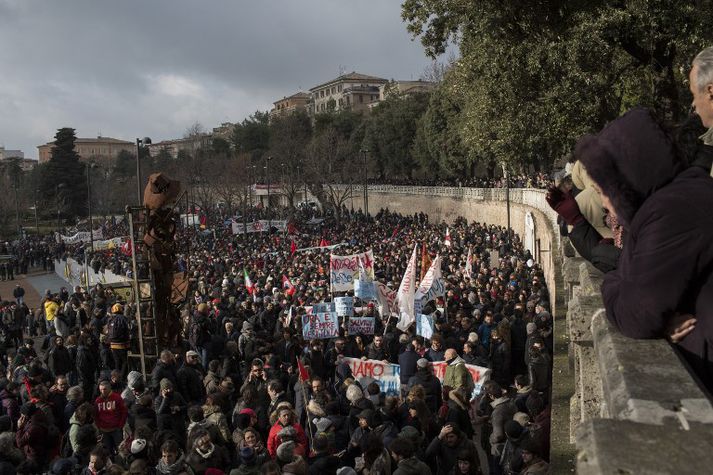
[443,356,469,392]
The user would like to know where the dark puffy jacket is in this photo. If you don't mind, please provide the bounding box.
[150,360,178,394]
[177,363,205,404]
[48,346,73,378]
[579,107,713,392]
[398,348,419,384]
[408,368,442,414]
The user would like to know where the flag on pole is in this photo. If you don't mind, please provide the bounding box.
[465,247,473,279]
[282,275,296,296]
[319,237,329,247]
[420,242,431,281]
[444,227,451,247]
[243,268,254,295]
[290,240,297,256]
[396,244,418,332]
[416,255,445,302]
[297,357,310,382]
[391,226,401,239]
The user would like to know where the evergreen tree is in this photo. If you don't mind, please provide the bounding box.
[39,127,87,219]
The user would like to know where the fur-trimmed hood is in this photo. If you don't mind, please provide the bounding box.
[576,107,683,228]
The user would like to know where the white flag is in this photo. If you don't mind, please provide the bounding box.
[396,244,418,331]
[415,255,445,302]
[445,227,451,247]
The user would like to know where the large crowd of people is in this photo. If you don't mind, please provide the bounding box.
[0,205,553,475]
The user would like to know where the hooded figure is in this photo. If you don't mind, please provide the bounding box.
[578,107,713,392]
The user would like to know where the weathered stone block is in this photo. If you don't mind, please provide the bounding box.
[577,418,713,475]
[568,293,605,343]
[578,261,604,296]
[591,311,713,426]
[576,342,602,422]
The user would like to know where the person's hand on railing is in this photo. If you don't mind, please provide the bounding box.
[666,313,696,343]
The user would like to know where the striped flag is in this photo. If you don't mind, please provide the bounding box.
[243,268,254,295]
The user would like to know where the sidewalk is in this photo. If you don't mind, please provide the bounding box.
[0,269,67,310]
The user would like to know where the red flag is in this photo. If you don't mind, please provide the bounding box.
[319,238,329,247]
[391,226,400,239]
[290,240,297,256]
[297,358,310,382]
[282,275,296,296]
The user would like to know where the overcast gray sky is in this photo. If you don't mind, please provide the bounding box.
[0,0,448,159]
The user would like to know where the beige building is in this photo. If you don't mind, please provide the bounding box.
[378,80,437,101]
[270,92,311,120]
[212,122,236,141]
[38,136,134,163]
[309,72,388,114]
[147,134,212,159]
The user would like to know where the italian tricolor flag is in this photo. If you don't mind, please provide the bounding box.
[244,268,254,295]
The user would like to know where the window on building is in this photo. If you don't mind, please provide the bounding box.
[331,87,335,94]
[359,95,363,103]
[346,96,350,105]
[338,85,342,92]
[338,98,343,106]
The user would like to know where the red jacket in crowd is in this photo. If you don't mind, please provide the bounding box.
[94,391,128,431]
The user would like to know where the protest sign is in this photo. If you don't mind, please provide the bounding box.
[346,317,374,335]
[92,237,123,251]
[301,312,339,340]
[309,302,335,314]
[354,279,376,301]
[329,250,375,292]
[416,314,434,339]
[343,357,400,396]
[334,297,354,317]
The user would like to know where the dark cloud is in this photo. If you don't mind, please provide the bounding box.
[0,0,444,158]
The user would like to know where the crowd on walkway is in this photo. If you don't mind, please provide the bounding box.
[366,173,550,189]
[0,208,553,475]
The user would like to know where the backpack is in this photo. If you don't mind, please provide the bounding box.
[59,428,73,458]
[189,319,208,348]
[108,315,130,342]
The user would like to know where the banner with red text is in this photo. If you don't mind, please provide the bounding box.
[329,250,375,292]
[343,357,490,397]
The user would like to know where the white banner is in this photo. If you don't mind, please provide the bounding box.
[376,282,398,317]
[56,229,104,244]
[334,296,354,317]
[231,220,288,234]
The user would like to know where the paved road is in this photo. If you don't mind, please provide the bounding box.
[0,270,67,310]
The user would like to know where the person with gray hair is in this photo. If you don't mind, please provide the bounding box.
[691,47,713,152]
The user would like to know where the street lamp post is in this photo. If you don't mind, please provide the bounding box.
[360,149,369,216]
[265,156,273,229]
[135,137,152,204]
[86,162,95,252]
[12,179,20,237]
[33,190,39,235]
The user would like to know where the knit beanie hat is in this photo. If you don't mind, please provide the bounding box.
[276,441,296,463]
[160,378,173,390]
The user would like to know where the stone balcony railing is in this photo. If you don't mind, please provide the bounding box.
[346,184,713,474]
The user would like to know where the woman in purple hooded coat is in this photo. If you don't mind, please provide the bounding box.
[575,107,713,391]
